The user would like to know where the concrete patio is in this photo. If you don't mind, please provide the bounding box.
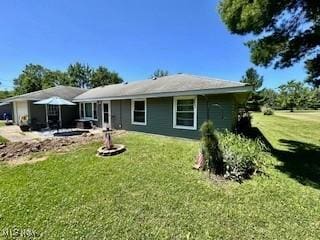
[0,125,45,142]
[0,124,103,142]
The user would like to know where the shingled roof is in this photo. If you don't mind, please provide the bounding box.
[74,74,251,101]
[2,85,87,102]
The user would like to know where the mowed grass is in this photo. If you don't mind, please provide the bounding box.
[252,112,320,188]
[275,110,320,124]
[0,131,320,239]
[252,111,320,150]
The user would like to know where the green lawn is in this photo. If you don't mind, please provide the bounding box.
[274,110,320,124]
[0,124,320,238]
[0,121,5,127]
[252,111,320,188]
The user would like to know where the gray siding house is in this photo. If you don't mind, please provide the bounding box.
[74,74,251,139]
[2,86,86,129]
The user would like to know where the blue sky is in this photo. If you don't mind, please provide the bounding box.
[0,0,306,90]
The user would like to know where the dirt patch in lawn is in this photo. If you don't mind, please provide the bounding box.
[0,130,126,164]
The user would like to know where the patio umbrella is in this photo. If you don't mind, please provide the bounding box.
[34,96,76,128]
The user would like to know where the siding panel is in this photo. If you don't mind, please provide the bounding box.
[108,94,237,139]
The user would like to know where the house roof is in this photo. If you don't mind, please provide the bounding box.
[74,74,251,101]
[2,85,87,103]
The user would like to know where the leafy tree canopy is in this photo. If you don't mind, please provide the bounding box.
[151,69,169,78]
[67,62,92,89]
[260,88,278,108]
[0,90,13,100]
[13,63,122,94]
[91,66,123,88]
[219,0,320,88]
[14,64,48,95]
[277,80,318,111]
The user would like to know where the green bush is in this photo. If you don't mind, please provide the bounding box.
[218,131,267,182]
[200,121,224,174]
[261,106,274,115]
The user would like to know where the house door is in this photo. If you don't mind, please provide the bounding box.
[102,101,111,129]
[14,101,28,124]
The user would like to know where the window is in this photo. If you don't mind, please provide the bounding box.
[48,105,59,116]
[173,96,197,130]
[79,102,98,120]
[84,103,92,118]
[131,99,146,125]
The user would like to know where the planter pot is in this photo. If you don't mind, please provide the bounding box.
[20,125,30,132]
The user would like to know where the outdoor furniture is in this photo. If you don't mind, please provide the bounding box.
[75,119,92,129]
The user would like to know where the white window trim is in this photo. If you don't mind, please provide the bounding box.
[173,96,197,130]
[131,98,147,126]
[79,102,98,120]
[101,101,111,128]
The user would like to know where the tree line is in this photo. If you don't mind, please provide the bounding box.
[12,62,123,95]
[241,68,320,112]
[0,67,171,99]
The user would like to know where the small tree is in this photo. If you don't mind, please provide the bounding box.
[241,68,264,111]
[200,121,224,175]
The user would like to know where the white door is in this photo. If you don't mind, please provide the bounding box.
[102,101,111,129]
[14,101,28,124]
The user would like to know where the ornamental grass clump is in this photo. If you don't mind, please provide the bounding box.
[200,121,224,175]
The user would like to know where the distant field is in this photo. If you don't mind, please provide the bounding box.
[275,110,320,123]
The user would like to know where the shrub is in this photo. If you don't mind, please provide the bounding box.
[261,106,274,115]
[218,131,267,182]
[200,121,224,175]
[235,109,252,134]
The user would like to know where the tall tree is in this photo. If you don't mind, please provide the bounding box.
[219,0,320,88]
[91,66,123,88]
[241,68,263,91]
[241,68,264,110]
[14,64,49,94]
[151,69,169,78]
[67,62,92,88]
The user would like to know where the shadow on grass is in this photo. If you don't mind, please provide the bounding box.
[245,127,320,189]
